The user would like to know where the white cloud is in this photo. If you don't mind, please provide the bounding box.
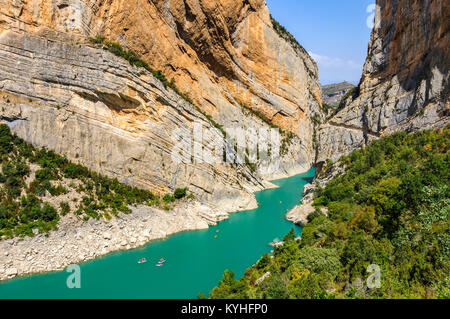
[309,52,363,84]
[309,52,362,70]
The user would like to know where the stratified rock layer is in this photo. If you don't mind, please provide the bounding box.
[0,0,323,186]
[0,28,267,203]
[88,0,322,137]
[318,0,449,163]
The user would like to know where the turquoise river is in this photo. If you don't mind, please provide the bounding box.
[0,167,315,299]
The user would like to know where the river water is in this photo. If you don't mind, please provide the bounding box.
[0,167,314,299]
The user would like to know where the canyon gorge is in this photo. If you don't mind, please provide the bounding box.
[0,0,448,282]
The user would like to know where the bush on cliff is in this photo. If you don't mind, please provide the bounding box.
[174,188,188,199]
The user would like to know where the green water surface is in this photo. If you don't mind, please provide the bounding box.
[0,167,314,299]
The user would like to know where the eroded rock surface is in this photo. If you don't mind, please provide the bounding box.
[0,29,267,203]
[318,0,449,163]
[0,0,323,179]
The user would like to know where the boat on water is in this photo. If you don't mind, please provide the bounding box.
[138,258,147,264]
[157,258,166,264]
[155,263,163,267]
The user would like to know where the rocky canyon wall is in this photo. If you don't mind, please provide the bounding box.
[0,0,322,205]
[87,0,322,139]
[95,0,324,178]
[0,22,266,207]
[317,0,449,164]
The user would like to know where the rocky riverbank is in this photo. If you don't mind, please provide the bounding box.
[286,183,316,226]
[286,162,345,225]
[0,195,258,281]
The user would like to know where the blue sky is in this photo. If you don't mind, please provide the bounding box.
[266,0,375,85]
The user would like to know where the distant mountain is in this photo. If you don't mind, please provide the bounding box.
[321,82,355,107]
[322,81,356,96]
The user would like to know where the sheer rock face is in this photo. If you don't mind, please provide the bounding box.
[0,0,322,179]
[88,0,322,135]
[0,28,267,205]
[318,0,449,164]
[0,0,321,204]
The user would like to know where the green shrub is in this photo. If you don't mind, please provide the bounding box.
[41,204,58,222]
[306,208,323,223]
[89,34,106,45]
[163,194,175,203]
[64,163,88,179]
[60,201,70,216]
[0,124,13,155]
[174,188,188,199]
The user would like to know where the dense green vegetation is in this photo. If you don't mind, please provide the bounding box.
[0,124,190,239]
[208,128,449,299]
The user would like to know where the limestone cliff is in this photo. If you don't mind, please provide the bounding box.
[317,0,449,165]
[90,0,322,144]
[0,0,322,205]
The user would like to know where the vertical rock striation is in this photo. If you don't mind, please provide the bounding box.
[317,0,449,164]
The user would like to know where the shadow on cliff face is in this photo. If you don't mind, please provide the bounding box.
[172,0,259,82]
[378,0,449,116]
[76,91,142,112]
[402,46,450,118]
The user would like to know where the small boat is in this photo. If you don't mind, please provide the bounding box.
[155,263,164,267]
[157,258,166,264]
[138,258,147,264]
